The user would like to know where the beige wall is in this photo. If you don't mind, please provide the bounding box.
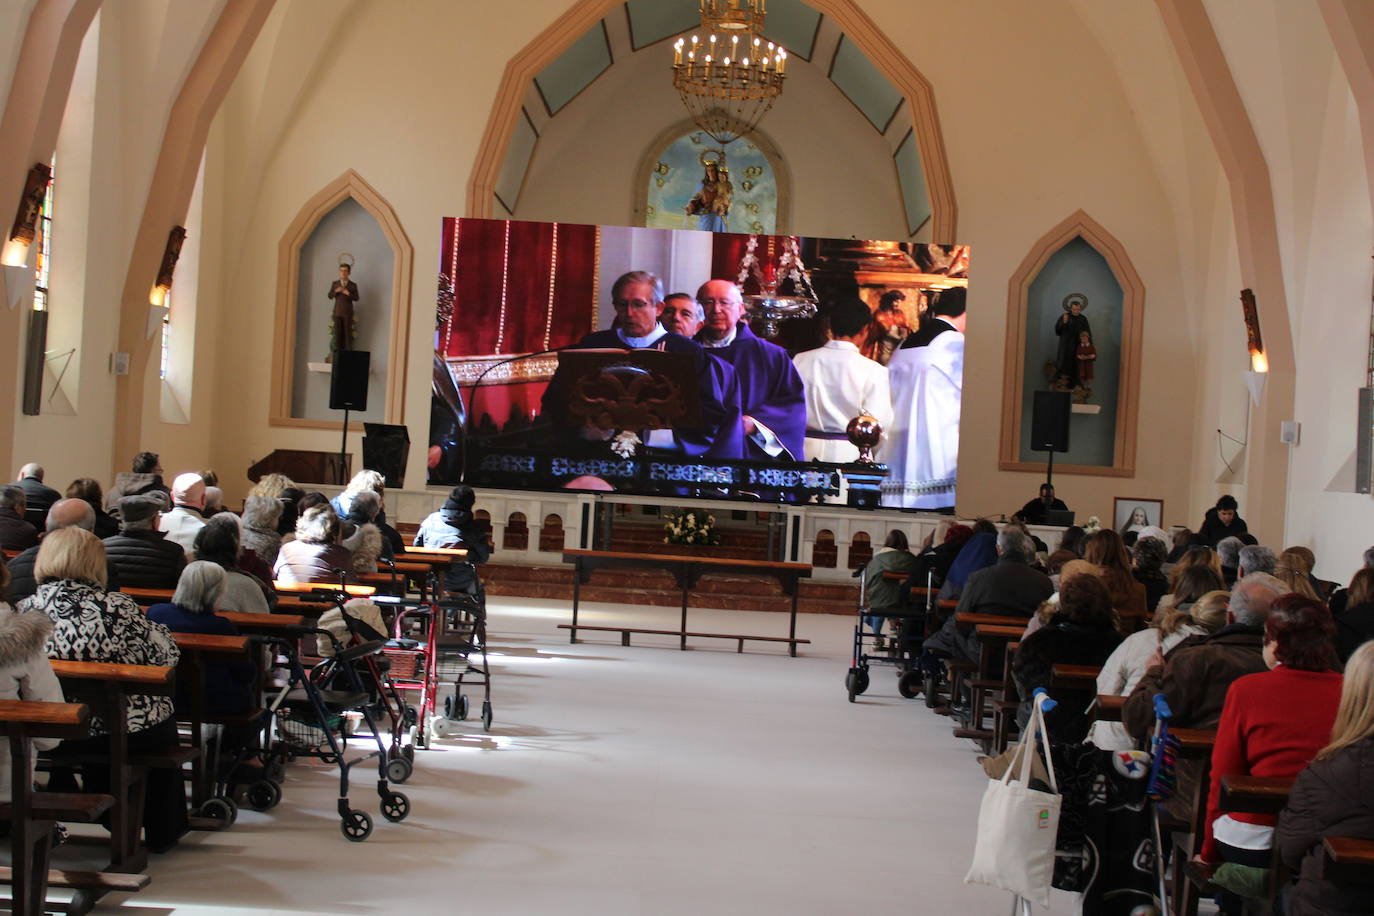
[6,0,1373,571]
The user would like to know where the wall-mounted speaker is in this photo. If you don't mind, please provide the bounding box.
[1357,387,1373,495]
[329,350,370,411]
[1030,390,1072,453]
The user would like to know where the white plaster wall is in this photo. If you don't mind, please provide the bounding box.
[1201,0,1374,580]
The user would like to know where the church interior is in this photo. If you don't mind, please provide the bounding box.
[2,0,1374,913]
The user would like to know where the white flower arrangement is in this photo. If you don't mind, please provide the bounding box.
[663,509,720,546]
[1081,515,1102,535]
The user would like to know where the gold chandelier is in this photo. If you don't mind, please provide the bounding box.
[672,1,787,146]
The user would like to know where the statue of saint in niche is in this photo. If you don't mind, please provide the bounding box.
[1049,292,1093,401]
[326,259,359,362]
[685,151,732,232]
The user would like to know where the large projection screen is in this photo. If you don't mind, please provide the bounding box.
[429,218,969,508]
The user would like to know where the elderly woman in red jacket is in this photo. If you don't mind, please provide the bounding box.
[1195,595,1343,902]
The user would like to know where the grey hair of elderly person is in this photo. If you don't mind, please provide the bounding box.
[1216,536,1243,568]
[1238,544,1276,577]
[45,498,95,532]
[1363,546,1374,569]
[206,511,244,540]
[0,485,25,513]
[345,490,380,523]
[203,486,223,513]
[1228,571,1287,627]
[296,504,341,544]
[996,526,1034,562]
[172,560,227,614]
[242,495,283,529]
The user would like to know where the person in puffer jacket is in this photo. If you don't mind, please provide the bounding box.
[0,557,63,806]
[413,486,491,595]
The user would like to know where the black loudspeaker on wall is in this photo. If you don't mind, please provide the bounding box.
[1030,390,1072,452]
[329,350,370,411]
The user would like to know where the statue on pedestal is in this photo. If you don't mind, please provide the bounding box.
[326,259,358,362]
[1050,292,1092,401]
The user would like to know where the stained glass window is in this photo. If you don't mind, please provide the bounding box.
[32,155,54,311]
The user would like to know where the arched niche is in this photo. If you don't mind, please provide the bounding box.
[270,169,413,430]
[632,118,792,234]
[998,210,1144,477]
[465,0,957,242]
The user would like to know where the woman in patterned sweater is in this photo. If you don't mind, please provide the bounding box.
[18,527,186,852]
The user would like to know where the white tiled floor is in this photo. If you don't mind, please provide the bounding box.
[85,598,1084,914]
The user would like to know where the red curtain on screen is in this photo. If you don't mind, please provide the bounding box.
[438,218,597,358]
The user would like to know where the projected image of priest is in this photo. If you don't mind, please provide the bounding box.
[881,286,967,510]
[694,279,806,462]
[660,292,703,338]
[793,297,893,464]
[542,270,742,459]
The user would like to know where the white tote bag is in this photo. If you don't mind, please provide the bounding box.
[964,691,1062,908]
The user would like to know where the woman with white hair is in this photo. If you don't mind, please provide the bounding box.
[273,505,356,585]
[240,495,284,567]
[0,556,63,807]
[339,490,383,574]
[148,561,256,715]
[18,527,186,851]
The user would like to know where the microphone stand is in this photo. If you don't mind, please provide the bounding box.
[461,345,569,483]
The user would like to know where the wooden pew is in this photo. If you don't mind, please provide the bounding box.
[220,611,307,634]
[991,641,1021,754]
[123,585,328,618]
[0,699,148,916]
[273,580,375,598]
[168,632,254,813]
[43,661,178,874]
[1217,774,1297,904]
[956,612,1031,629]
[1093,693,1125,722]
[1049,663,1101,691]
[1321,836,1374,885]
[954,624,1024,747]
[1170,727,1218,916]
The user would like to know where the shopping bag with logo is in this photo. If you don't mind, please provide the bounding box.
[964,689,1062,908]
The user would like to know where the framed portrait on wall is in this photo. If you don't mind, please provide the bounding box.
[1113,497,1163,535]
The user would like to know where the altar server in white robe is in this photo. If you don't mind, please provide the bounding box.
[881,287,967,510]
[792,297,893,464]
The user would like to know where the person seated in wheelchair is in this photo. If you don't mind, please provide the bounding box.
[860,530,919,651]
[413,486,492,598]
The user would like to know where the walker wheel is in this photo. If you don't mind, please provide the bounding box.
[444,693,469,721]
[402,705,419,728]
[380,791,410,823]
[845,667,869,701]
[245,779,282,811]
[481,700,493,732]
[385,757,412,784]
[198,796,238,827]
[341,809,372,841]
[402,744,415,762]
[897,670,923,699]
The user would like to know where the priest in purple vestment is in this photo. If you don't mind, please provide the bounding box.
[541,270,743,461]
[693,279,807,462]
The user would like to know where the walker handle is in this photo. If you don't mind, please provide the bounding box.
[1153,693,1173,721]
[1032,687,1058,713]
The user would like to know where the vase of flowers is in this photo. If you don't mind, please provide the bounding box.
[1081,515,1102,535]
[663,509,720,546]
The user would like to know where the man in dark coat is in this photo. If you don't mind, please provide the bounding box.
[11,463,60,528]
[900,286,965,351]
[1197,494,1248,547]
[102,495,187,590]
[922,527,1053,663]
[6,499,120,601]
[1122,572,1284,818]
[542,270,743,463]
[694,279,806,462]
[1017,482,1068,525]
[0,486,38,551]
[1054,295,1091,387]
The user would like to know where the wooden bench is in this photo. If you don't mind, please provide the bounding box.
[1321,836,1374,884]
[1169,727,1217,916]
[553,623,809,654]
[273,580,376,598]
[1049,663,1102,691]
[42,660,177,873]
[954,624,1025,747]
[955,612,1031,628]
[991,641,1021,754]
[169,632,256,811]
[0,698,148,916]
[1092,693,1125,722]
[220,611,308,634]
[562,549,813,657]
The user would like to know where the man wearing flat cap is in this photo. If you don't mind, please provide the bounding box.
[103,495,187,589]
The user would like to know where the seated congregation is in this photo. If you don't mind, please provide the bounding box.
[857,492,1374,915]
[0,455,492,907]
